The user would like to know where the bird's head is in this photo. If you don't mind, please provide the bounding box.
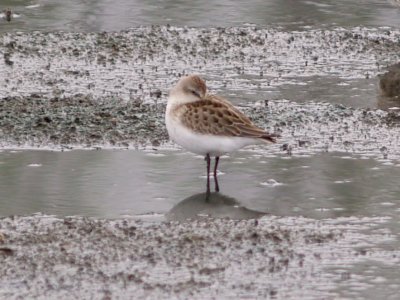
[169,74,207,105]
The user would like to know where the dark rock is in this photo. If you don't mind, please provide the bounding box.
[3,53,13,66]
[0,247,14,256]
[379,63,400,98]
[43,116,52,123]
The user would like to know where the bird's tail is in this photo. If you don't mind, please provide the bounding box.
[260,133,280,143]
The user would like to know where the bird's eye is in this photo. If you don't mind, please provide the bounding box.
[191,90,199,97]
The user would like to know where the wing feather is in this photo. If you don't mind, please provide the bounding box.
[176,98,278,143]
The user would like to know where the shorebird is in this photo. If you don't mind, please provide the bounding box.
[2,9,12,22]
[165,75,279,196]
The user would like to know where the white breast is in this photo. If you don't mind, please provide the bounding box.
[165,103,260,156]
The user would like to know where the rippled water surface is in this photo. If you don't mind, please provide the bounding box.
[0,149,399,220]
[0,0,400,32]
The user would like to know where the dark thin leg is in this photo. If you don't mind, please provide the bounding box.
[205,154,211,197]
[214,156,220,192]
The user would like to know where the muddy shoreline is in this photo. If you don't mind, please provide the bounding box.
[1,214,397,299]
[1,26,400,154]
[1,95,400,161]
[0,95,167,149]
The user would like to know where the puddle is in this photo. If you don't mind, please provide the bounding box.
[1,149,400,222]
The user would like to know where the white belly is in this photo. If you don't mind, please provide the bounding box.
[165,111,259,156]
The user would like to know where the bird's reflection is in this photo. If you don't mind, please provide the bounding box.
[166,192,266,221]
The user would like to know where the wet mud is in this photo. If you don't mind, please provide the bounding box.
[1,26,400,101]
[1,26,400,153]
[1,96,400,162]
[0,96,166,149]
[0,214,398,299]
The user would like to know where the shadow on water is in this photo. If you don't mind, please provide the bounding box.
[166,192,266,221]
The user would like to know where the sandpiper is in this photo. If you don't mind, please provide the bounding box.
[2,9,12,22]
[165,75,279,195]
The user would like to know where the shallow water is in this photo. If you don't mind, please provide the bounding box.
[1,149,399,221]
[0,0,400,32]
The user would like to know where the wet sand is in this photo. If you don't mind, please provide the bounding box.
[1,95,400,162]
[0,96,166,149]
[1,214,398,299]
[1,26,400,154]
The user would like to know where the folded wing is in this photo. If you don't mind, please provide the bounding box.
[177,98,278,143]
